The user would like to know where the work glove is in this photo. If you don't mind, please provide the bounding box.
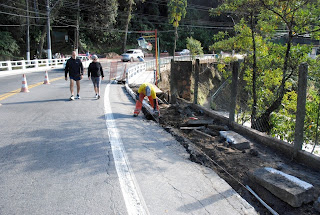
[136,93,139,100]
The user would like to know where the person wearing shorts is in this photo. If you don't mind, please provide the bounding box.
[65,51,84,100]
[88,55,104,99]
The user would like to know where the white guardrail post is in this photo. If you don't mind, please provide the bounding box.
[22,61,26,70]
[7,61,12,71]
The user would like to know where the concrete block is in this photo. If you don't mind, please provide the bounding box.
[219,130,250,150]
[314,196,320,213]
[249,167,315,207]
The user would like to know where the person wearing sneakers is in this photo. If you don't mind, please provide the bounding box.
[133,83,159,117]
[65,51,84,100]
[88,54,104,99]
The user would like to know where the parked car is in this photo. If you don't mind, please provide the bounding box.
[63,56,92,69]
[178,49,190,56]
[121,49,144,62]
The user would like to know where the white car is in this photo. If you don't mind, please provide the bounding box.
[121,49,144,62]
[63,56,92,69]
[178,49,190,55]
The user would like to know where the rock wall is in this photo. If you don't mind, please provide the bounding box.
[165,59,218,105]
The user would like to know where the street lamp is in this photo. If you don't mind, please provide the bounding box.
[227,15,236,56]
[227,15,237,36]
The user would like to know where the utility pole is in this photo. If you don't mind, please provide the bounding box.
[26,0,30,61]
[75,0,80,54]
[46,0,52,59]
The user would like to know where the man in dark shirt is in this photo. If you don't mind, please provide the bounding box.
[65,51,84,100]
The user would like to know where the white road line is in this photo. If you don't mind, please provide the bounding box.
[104,83,149,215]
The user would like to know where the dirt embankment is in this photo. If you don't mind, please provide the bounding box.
[158,101,320,215]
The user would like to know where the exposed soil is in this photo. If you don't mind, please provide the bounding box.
[155,101,320,215]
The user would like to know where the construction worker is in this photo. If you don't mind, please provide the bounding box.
[134,83,159,117]
[137,56,145,62]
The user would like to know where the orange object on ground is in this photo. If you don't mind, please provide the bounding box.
[20,74,30,92]
[43,71,50,84]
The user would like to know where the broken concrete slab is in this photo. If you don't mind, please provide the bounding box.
[219,130,250,150]
[249,167,316,207]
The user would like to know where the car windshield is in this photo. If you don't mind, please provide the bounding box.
[126,51,134,54]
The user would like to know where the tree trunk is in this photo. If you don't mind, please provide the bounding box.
[250,13,258,126]
[38,24,47,58]
[252,30,293,132]
[123,0,133,53]
[173,26,177,61]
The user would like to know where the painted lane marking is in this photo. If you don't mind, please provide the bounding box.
[0,76,64,101]
[104,83,149,215]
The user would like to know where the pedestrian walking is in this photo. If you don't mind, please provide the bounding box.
[65,51,84,100]
[134,83,159,117]
[88,55,104,99]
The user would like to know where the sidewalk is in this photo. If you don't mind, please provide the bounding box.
[105,83,258,214]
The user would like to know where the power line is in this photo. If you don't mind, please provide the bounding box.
[0,3,47,16]
[0,10,47,19]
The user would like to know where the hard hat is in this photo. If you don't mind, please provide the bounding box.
[145,86,151,96]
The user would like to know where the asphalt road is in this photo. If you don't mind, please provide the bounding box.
[0,62,257,215]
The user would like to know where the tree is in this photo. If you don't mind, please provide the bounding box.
[213,0,320,133]
[213,0,265,128]
[186,37,203,59]
[254,0,320,132]
[0,32,19,60]
[168,0,187,61]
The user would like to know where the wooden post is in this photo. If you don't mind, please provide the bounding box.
[194,59,200,104]
[170,59,177,104]
[229,61,239,123]
[294,63,308,157]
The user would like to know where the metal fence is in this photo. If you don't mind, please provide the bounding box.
[209,60,320,156]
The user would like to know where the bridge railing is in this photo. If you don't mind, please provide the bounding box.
[0,58,66,72]
[125,54,216,85]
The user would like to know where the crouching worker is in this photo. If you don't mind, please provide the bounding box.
[137,56,145,62]
[133,83,159,117]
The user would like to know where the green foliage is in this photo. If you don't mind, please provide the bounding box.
[186,37,203,59]
[168,0,187,28]
[211,0,320,145]
[212,31,228,42]
[0,32,19,60]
